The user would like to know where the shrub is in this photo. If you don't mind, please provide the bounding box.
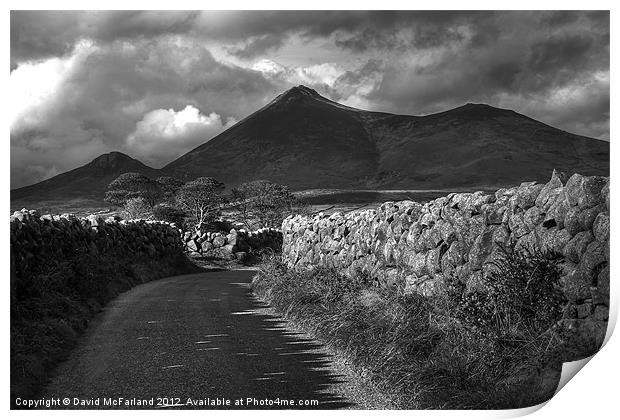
[419,247,567,408]
[448,246,564,340]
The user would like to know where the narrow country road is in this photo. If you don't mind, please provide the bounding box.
[43,270,392,409]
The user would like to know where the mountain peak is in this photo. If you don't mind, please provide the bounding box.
[89,151,138,169]
[11,150,160,202]
[270,85,324,107]
[440,102,516,120]
[286,85,321,97]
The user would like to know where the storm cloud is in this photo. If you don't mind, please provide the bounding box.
[10,10,609,188]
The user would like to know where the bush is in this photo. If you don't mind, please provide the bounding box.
[425,246,567,408]
[448,246,564,340]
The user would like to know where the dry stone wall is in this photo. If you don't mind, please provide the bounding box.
[181,227,283,259]
[282,171,610,354]
[10,209,194,402]
[10,209,185,284]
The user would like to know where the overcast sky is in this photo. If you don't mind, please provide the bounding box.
[10,10,609,188]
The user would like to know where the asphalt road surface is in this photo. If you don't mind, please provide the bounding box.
[43,270,394,409]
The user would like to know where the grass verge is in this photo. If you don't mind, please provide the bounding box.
[251,250,566,409]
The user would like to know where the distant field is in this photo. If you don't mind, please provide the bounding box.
[10,188,497,217]
[10,198,116,217]
[295,188,496,214]
[295,188,498,204]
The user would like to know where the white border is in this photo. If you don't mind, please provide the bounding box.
[3,2,617,419]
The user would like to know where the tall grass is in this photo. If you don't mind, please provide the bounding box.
[251,248,565,409]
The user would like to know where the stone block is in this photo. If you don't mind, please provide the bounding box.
[593,211,610,244]
[213,236,226,248]
[563,231,594,264]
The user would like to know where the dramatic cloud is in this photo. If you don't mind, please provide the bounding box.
[360,11,609,140]
[127,106,237,166]
[9,36,281,187]
[253,59,347,89]
[229,34,287,59]
[10,11,199,67]
[10,10,609,188]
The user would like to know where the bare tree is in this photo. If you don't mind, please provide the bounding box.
[122,197,153,220]
[176,177,225,230]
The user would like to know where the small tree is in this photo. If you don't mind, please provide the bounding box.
[122,197,153,220]
[156,176,184,204]
[176,177,225,230]
[105,172,161,207]
[230,180,299,229]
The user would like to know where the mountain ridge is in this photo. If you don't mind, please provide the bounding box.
[11,85,609,206]
[163,85,608,189]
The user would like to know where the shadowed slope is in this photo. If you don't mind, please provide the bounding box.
[365,103,609,188]
[166,86,382,188]
[11,151,162,203]
[165,86,608,189]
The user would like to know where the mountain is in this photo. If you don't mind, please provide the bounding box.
[164,85,609,189]
[165,85,387,188]
[11,86,609,208]
[11,151,161,205]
